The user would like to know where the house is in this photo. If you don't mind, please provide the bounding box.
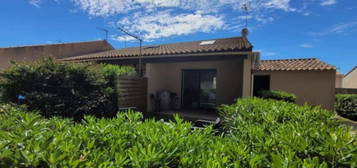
[62,35,259,112]
[0,30,337,112]
[253,58,336,110]
[0,40,113,70]
[336,72,344,88]
[61,31,336,111]
[343,66,357,89]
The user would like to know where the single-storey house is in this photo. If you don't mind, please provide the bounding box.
[60,32,336,111]
[0,30,337,112]
[343,66,357,89]
[0,40,113,70]
[254,58,336,110]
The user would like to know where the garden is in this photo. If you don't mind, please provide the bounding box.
[0,58,356,167]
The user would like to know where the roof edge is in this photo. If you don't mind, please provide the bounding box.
[61,51,258,62]
[345,66,357,77]
[0,40,109,49]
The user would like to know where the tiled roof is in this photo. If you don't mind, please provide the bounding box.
[255,58,336,71]
[61,37,252,61]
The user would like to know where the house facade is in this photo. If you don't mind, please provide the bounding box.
[61,36,259,112]
[343,66,357,89]
[253,59,336,110]
[0,32,337,111]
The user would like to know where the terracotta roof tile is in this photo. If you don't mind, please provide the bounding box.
[255,58,336,71]
[61,37,252,61]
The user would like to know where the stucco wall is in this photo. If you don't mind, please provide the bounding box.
[336,73,344,88]
[254,70,336,110]
[343,68,357,88]
[146,57,248,112]
[0,40,113,70]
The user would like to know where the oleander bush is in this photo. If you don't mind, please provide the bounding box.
[0,98,356,167]
[220,98,356,167]
[335,94,357,121]
[257,89,297,103]
[0,58,135,120]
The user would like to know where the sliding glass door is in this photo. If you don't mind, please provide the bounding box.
[182,70,217,110]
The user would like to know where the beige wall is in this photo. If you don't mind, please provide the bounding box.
[0,40,113,70]
[145,57,250,112]
[343,68,357,88]
[336,73,344,88]
[254,70,336,110]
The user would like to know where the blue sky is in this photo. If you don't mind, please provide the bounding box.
[0,0,356,73]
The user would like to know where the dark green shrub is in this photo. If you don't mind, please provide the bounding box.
[0,98,355,167]
[257,89,296,103]
[335,94,357,121]
[0,58,135,120]
[220,98,356,167]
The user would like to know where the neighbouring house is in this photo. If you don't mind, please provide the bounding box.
[343,66,357,89]
[336,72,344,88]
[0,30,337,112]
[253,58,336,110]
[0,40,113,70]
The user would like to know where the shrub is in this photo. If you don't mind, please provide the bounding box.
[335,94,357,121]
[101,64,136,77]
[0,99,356,167]
[220,98,356,167]
[0,104,230,167]
[0,58,135,120]
[257,89,296,103]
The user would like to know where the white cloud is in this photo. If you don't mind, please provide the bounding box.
[320,0,337,6]
[115,11,225,41]
[312,20,357,36]
[112,35,137,42]
[68,0,301,41]
[29,0,41,8]
[256,49,278,56]
[264,0,295,11]
[300,44,314,48]
[329,21,357,33]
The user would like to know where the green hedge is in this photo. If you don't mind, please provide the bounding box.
[0,98,356,167]
[220,98,356,167]
[0,58,135,120]
[257,90,296,103]
[335,94,357,121]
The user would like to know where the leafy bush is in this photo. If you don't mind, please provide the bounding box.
[220,98,356,167]
[0,103,230,167]
[0,58,135,120]
[101,64,136,77]
[335,94,357,121]
[257,89,296,103]
[1,98,356,167]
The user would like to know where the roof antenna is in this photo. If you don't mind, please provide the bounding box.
[117,27,143,77]
[96,27,109,41]
[241,0,250,39]
[242,0,250,28]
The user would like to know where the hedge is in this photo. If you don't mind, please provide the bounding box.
[257,89,296,103]
[0,57,135,120]
[0,98,356,167]
[335,94,357,121]
[219,98,356,167]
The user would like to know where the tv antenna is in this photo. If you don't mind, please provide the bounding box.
[117,27,143,77]
[97,27,109,40]
[241,0,250,28]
